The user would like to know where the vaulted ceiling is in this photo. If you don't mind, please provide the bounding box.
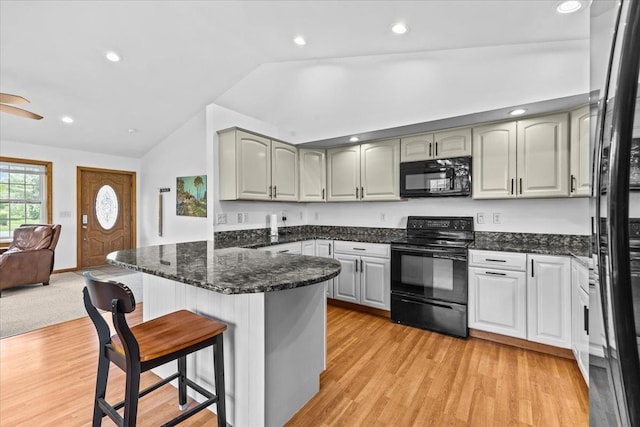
[0,1,589,157]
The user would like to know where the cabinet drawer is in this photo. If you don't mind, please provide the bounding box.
[469,250,527,271]
[333,241,390,258]
[258,241,303,254]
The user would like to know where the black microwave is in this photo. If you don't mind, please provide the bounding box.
[400,156,471,197]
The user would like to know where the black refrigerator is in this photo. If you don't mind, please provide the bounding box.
[591,0,640,426]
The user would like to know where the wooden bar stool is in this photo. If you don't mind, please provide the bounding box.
[82,273,227,427]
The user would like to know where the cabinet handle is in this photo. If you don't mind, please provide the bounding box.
[355,187,359,199]
[429,143,432,157]
[269,185,273,198]
[329,244,332,256]
[511,179,514,195]
[355,259,358,272]
[531,259,534,277]
[360,259,364,272]
[485,258,507,263]
[278,250,289,253]
[584,306,589,334]
[353,248,366,251]
[435,142,438,157]
[485,271,506,276]
[519,178,523,195]
[571,175,576,193]
[361,186,364,199]
[274,185,277,198]
[322,188,325,200]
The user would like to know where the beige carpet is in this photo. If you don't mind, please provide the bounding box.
[0,268,142,339]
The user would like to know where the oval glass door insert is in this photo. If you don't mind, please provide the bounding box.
[95,184,119,230]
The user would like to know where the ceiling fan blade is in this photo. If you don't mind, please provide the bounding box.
[0,93,29,104]
[0,103,43,120]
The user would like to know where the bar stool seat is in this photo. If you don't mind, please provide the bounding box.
[82,273,227,427]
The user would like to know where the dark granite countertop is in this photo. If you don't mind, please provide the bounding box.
[471,232,591,257]
[106,241,341,294]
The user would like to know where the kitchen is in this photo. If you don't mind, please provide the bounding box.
[0,0,637,426]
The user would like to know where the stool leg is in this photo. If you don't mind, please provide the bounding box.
[178,356,187,410]
[123,363,141,427]
[92,352,110,426]
[214,335,226,427]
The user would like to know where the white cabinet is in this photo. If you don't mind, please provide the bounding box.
[257,241,302,254]
[570,105,590,197]
[218,128,298,201]
[333,241,390,310]
[528,254,571,348]
[468,250,527,339]
[302,240,315,256]
[473,113,569,199]
[314,240,334,299]
[571,258,589,384]
[327,140,400,202]
[400,127,472,162]
[299,149,326,202]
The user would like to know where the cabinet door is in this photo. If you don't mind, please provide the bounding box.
[315,240,334,298]
[360,139,400,201]
[237,130,272,200]
[327,146,360,201]
[301,240,315,256]
[333,253,360,303]
[299,149,326,202]
[433,127,472,158]
[400,133,434,162]
[527,255,571,348]
[271,141,298,201]
[517,113,569,198]
[360,256,390,310]
[570,106,590,197]
[577,287,589,384]
[468,267,527,338]
[472,122,517,199]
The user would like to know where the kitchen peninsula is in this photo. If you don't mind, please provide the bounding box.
[107,241,341,427]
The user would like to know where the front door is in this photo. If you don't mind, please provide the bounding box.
[78,167,136,268]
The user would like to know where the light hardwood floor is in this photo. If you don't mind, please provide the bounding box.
[0,304,587,426]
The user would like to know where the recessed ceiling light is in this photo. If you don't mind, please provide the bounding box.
[105,51,121,62]
[293,36,306,46]
[391,23,408,34]
[61,116,74,124]
[509,109,527,116]
[128,128,138,134]
[349,136,360,142]
[556,1,582,14]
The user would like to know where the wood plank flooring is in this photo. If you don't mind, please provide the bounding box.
[0,304,588,426]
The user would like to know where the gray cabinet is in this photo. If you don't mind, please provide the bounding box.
[299,149,326,202]
[569,105,590,197]
[400,127,471,162]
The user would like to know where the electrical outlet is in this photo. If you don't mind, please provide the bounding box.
[281,211,287,222]
[314,212,319,221]
[493,213,502,224]
[216,213,227,224]
[299,211,303,220]
[243,212,249,223]
[477,213,485,224]
[237,213,243,224]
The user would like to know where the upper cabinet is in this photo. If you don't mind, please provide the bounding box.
[569,105,590,197]
[327,139,400,202]
[218,128,298,201]
[473,113,569,199]
[400,127,472,162]
[299,149,327,202]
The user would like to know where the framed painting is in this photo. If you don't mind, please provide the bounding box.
[176,175,207,217]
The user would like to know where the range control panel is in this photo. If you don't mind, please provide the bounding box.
[407,216,474,232]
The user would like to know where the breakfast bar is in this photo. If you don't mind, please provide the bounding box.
[107,241,341,427]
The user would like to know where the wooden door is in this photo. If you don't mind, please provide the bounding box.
[78,167,136,268]
[360,139,400,201]
[472,121,517,199]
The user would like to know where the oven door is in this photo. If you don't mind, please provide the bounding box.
[391,245,468,304]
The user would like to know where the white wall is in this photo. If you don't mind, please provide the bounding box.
[0,139,140,270]
[306,197,590,235]
[139,110,212,247]
[207,103,306,232]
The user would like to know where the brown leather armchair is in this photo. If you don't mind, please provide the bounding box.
[0,224,61,295]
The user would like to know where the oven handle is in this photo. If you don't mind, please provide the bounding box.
[391,245,467,260]
[399,298,466,312]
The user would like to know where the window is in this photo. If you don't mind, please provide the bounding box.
[0,157,53,244]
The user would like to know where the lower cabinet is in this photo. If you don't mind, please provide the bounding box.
[468,266,527,339]
[468,250,572,349]
[572,258,590,384]
[314,240,334,298]
[333,242,390,310]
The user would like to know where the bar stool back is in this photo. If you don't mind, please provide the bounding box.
[83,272,227,427]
